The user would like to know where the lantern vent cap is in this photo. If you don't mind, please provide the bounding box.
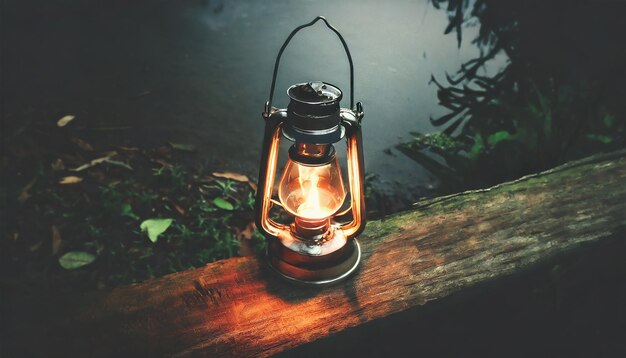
[284,81,344,144]
[287,81,342,106]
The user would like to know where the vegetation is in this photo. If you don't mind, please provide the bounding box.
[400,0,626,192]
[2,119,264,290]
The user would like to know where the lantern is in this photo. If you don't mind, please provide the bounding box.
[255,17,366,286]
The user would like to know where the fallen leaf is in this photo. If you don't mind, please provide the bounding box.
[118,146,140,152]
[173,203,186,216]
[213,197,234,211]
[154,159,172,168]
[51,159,65,171]
[51,225,62,255]
[104,159,133,170]
[57,115,75,127]
[212,171,248,182]
[140,218,173,243]
[18,177,37,203]
[248,181,258,193]
[29,241,43,252]
[72,138,94,151]
[90,152,117,165]
[169,142,196,151]
[59,176,83,184]
[69,152,117,171]
[71,163,92,172]
[59,251,96,269]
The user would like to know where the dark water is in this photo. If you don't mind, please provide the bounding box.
[2,0,505,200]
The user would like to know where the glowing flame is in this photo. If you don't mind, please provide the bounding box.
[278,158,346,220]
[297,166,324,217]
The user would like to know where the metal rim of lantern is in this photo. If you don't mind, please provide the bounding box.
[255,16,366,286]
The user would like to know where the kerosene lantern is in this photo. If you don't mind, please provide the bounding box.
[255,16,366,286]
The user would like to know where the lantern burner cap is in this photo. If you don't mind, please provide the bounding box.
[284,81,344,144]
[288,81,342,105]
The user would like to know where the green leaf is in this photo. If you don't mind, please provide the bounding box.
[140,218,174,243]
[120,203,140,220]
[58,251,96,269]
[487,131,511,146]
[213,197,234,211]
[199,203,216,213]
[586,134,613,145]
[468,133,484,160]
[169,142,196,151]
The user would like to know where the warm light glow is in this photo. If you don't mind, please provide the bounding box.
[297,165,323,217]
[341,130,365,238]
[278,158,346,220]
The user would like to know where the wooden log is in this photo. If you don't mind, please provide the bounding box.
[11,150,626,357]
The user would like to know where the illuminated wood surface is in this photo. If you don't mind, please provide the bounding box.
[13,150,626,357]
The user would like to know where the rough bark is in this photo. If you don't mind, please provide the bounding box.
[12,150,626,357]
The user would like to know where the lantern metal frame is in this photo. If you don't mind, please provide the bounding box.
[255,16,366,286]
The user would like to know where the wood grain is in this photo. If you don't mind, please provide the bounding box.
[18,150,626,357]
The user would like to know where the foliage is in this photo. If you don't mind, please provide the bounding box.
[2,126,264,290]
[403,0,626,192]
[213,197,234,211]
[58,251,96,270]
[140,218,174,243]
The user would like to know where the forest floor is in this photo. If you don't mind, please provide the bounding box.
[2,113,269,292]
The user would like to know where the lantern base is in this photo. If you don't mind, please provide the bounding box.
[267,238,361,286]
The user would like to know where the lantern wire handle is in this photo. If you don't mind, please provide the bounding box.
[266,16,355,112]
